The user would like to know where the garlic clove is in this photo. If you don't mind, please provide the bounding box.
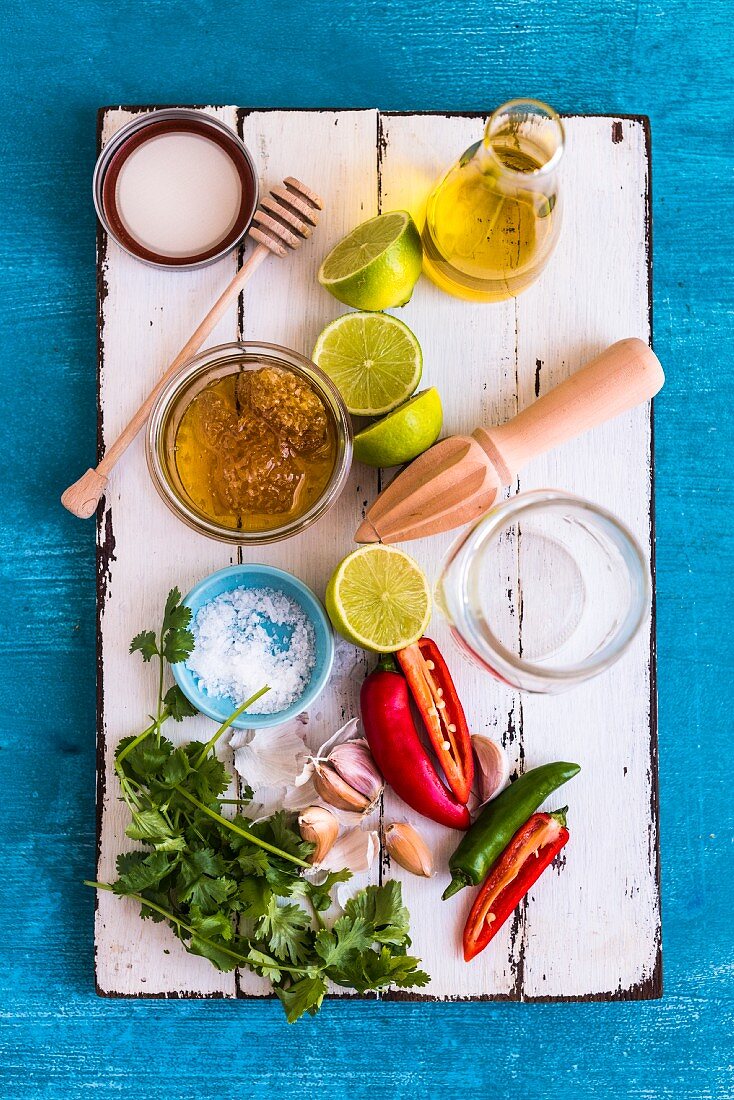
[298,805,339,864]
[327,739,384,803]
[472,735,511,805]
[385,822,434,878]
[313,761,371,813]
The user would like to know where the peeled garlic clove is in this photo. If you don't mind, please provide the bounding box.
[385,822,434,878]
[472,735,510,805]
[298,805,339,864]
[313,761,371,813]
[328,739,384,803]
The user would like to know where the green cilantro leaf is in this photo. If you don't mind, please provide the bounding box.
[117,736,174,783]
[275,976,327,1024]
[163,589,192,632]
[187,905,234,943]
[257,897,313,964]
[181,746,231,802]
[314,914,372,971]
[344,880,411,946]
[307,868,352,912]
[158,747,191,787]
[246,948,283,983]
[234,844,272,879]
[336,945,430,994]
[187,934,238,972]
[125,809,182,849]
[113,850,176,895]
[163,627,195,664]
[130,630,158,662]
[238,877,273,920]
[163,684,198,722]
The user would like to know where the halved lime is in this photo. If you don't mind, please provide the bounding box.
[318,211,423,310]
[353,388,443,468]
[312,312,422,417]
[325,545,431,653]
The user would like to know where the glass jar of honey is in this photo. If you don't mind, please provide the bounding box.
[147,342,352,544]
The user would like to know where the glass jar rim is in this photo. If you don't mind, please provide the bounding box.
[483,98,565,180]
[146,340,353,545]
[440,489,650,689]
[93,109,260,270]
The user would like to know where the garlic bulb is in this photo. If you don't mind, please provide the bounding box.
[313,739,383,813]
[472,735,510,805]
[385,822,434,878]
[298,805,339,864]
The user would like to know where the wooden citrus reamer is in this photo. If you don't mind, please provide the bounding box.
[355,338,665,544]
[61,177,323,519]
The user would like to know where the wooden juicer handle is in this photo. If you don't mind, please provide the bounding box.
[474,338,665,483]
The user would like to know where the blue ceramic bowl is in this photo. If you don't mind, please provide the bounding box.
[172,564,335,730]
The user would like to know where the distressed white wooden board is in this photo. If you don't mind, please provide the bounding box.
[96,108,660,1000]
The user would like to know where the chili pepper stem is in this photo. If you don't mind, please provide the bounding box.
[442,873,470,900]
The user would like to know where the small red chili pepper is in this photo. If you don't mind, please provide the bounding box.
[360,656,471,830]
[396,638,474,804]
[462,809,569,961]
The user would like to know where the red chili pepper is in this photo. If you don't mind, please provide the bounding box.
[396,638,474,805]
[360,657,471,830]
[462,809,569,961]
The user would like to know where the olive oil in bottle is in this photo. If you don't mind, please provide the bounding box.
[422,100,564,303]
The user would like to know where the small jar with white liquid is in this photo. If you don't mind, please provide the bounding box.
[93,109,259,268]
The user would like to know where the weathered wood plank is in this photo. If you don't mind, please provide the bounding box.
[514,117,659,999]
[96,107,241,996]
[377,112,523,999]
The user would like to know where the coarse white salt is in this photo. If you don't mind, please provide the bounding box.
[187,586,316,715]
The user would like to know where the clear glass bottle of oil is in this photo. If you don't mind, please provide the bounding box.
[422,99,564,302]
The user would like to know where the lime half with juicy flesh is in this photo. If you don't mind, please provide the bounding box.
[325,545,431,652]
[318,211,423,310]
[312,312,422,417]
[353,388,443,467]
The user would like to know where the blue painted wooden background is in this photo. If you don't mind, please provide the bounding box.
[2,1,731,1096]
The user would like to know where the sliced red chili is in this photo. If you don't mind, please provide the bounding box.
[397,638,474,805]
[462,809,569,961]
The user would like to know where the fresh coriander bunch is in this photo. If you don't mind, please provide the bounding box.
[87,588,429,1022]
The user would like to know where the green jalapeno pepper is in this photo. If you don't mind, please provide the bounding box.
[442,761,581,899]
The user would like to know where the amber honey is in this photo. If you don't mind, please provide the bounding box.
[175,366,337,532]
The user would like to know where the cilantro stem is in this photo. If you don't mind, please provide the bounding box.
[193,686,270,768]
[116,714,169,768]
[156,627,165,745]
[308,897,325,932]
[84,882,308,977]
[171,788,310,868]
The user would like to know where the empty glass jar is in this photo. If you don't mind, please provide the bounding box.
[436,490,650,693]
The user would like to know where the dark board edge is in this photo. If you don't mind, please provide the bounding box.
[94,107,661,1002]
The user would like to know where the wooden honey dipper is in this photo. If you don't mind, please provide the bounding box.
[62,177,323,519]
[355,338,665,545]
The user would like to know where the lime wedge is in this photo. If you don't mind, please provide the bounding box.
[325,545,431,652]
[312,312,422,417]
[318,211,423,310]
[353,388,443,467]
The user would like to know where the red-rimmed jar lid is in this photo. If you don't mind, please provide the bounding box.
[93,109,259,269]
